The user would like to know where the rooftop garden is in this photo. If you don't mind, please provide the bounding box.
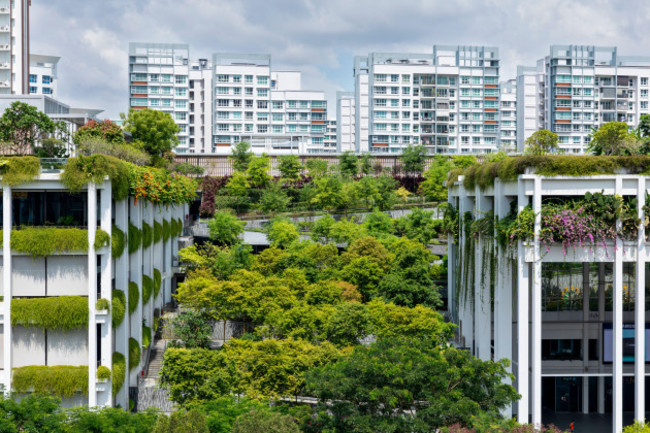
[0,103,197,206]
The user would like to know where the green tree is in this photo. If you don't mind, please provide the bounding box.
[225,171,250,197]
[400,144,428,174]
[305,158,329,177]
[230,142,254,172]
[247,154,272,187]
[0,394,65,432]
[278,154,303,179]
[588,121,640,156]
[311,214,336,243]
[34,137,68,158]
[330,218,367,244]
[359,153,373,175]
[363,210,394,237]
[0,101,67,155]
[160,348,237,405]
[338,151,358,177]
[64,406,160,433]
[324,302,372,346]
[419,155,477,202]
[375,175,399,210]
[311,176,345,210]
[267,219,300,248]
[208,211,244,246]
[259,185,291,214]
[74,119,125,145]
[305,338,518,432]
[152,409,209,433]
[199,396,269,433]
[171,310,213,348]
[393,208,439,244]
[524,129,560,155]
[122,108,180,157]
[232,408,301,433]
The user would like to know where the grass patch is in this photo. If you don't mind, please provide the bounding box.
[153,269,162,298]
[11,296,88,330]
[129,338,141,371]
[11,227,88,257]
[111,225,126,258]
[112,352,126,394]
[12,365,88,397]
[142,275,153,304]
[128,281,139,315]
[112,290,126,328]
[0,156,40,187]
[94,229,110,250]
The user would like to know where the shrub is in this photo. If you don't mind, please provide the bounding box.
[0,156,40,186]
[112,352,126,394]
[112,290,126,328]
[231,408,300,433]
[171,310,212,349]
[142,275,154,304]
[209,211,244,245]
[96,366,111,381]
[11,227,88,257]
[128,281,139,315]
[162,219,171,241]
[199,176,230,218]
[94,229,111,250]
[153,269,162,298]
[12,365,89,397]
[61,154,130,201]
[142,222,153,248]
[11,296,88,330]
[128,223,141,254]
[143,325,152,348]
[77,138,152,165]
[152,409,210,433]
[154,221,163,243]
[129,338,141,371]
[111,225,126,258]
[95,298,110,312]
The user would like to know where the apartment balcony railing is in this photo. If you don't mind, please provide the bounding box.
[0,44,9,51]
[0,7,8,14]
[0,26,9,32]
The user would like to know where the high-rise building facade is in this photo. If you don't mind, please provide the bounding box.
[0,0,29,94]
[517,45,650,153]
[188,58,213,154]
[211,54,328,155]
[336,91,356,153]
[353,46,501,155]
[324,119,337,153]
[29,54,59,98]
[499,79,517,152]
[128,43,191,153]
[516,64,545,150]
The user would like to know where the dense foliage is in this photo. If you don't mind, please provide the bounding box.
[0,156,41,186]
[12,365,89,397]
[11,296,88,330]
[112,289,126,328]
[9,227,88,257]
[111,224,126,258]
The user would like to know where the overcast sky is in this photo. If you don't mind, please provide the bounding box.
[31,0,650,119]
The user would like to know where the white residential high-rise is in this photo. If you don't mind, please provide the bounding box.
[29,54,59,98]
[336,91,356,153]
[499,79,516,152]
[324,119,336,153]
[212,53,328,155]
[0,0,29,94]
[353,46,501,155]
[188,58,213,154]
[517,45,650,154]
[128,43,191,153]
[516,64,545,151]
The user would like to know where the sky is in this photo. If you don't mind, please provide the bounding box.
[30,0,650,120]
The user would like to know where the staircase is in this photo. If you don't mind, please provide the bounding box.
[137,339,175,413]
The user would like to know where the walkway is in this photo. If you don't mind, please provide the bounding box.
[543,410,646,432]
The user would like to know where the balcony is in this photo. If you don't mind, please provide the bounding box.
[0,26,8,32]
[0,44,9,51]
[0,7,8,14]
[0,80,9,87]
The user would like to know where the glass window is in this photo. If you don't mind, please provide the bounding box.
[29,74,37,83]
[42,75,52,85]
[245,75,253,83]
[542,339,582,360]
[257,76,268,86]
[175,75,187,84]
[542,263,583,311]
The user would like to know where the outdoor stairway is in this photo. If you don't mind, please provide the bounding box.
[137,338,175,413]
[144,339,166,382]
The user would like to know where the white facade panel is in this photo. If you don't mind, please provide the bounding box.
[46,256,88,296]
[12,326,45,367]
[12,257,45,296]
[47,328,88,366]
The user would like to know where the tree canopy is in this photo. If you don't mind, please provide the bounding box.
[524,129,560,156]
[0,101,67,155]
[122,108,179,158]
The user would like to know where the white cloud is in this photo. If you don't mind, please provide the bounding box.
[29,0,650,119]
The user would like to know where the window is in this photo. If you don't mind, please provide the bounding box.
[42,75,52,85]
[175,112,187,121]
[233,87,241,95]
[175,100,187,109]
[130,98,147,106]
[131,73,147,81]
[257,125,268,133]
[217,74,229,83]
[175,75,187,84]
[642,101,649,109]
[232,112,242,120]
[217,99,229,107]
[390,74,399,82]
[642,77,649,86]
[257,112,268,121]
[287,124,297,132]
[217,112,230,120]
[175,88,187,96]
[391,86,399,95]
[642,89,649,98]
[30,74,38,83]
[257,88,268,97]
[217,124,229,132]
[233,75,241,83]
[375,99,387,107]
[149,74,159,82]
[245,100,253,108]
[272,125,283,133]
[161,74,172,83]
[257,76,269,86]
[542,340,582,360]
[375,74,387,82]
[288,113,296,120]
[257,100,268,109]
[272,101,283,109]
[29,86,37,93]
[402,74,410,83]
[391,99,399,107]
[272,113,283,121]
[245,75,253,83]
[245,87,253,95]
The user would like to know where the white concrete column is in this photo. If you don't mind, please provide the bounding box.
[531,177,542,427]
[98,180,112,407]
[87,183,97,407]
[613,177,623,433]
[598,376,605,414]
[516,179,530,424]
[458,194,474,351]
[113,198,129,408]
[582,377,589,414]
[474,186,491,361]
[635,177,646,423]
[128,197,143,385]
[2,185,11,392]
[494,180,513,417]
